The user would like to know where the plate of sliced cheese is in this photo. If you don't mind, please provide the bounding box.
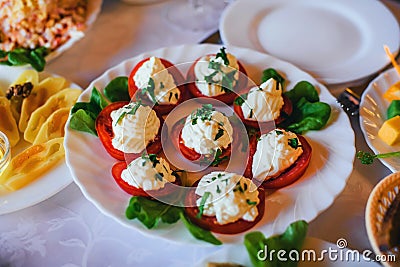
[360,67,400,172]
[0,67,82,214]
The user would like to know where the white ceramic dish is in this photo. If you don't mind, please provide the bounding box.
[64,44,355,245]
[366,172,400,267]
[0,68,81,215]
[194,237,381,267]
[220,0,400,84]
[359,67,400,173]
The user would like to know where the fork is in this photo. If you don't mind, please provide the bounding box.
[336,87,360,116]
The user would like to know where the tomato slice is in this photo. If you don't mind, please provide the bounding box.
[233,93,292,130]
[184,183,265,235]
[95,101,163,161]
[245,134,312,189]
[111,161,181,198]
[186,56,248,105]
[128,57,188,115]
[170,118,231,163]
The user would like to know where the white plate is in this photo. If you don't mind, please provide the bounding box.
[0,68,81,215]
[360,67,400,172]
[194,237,381,267]
[65,44,355,245]
[220,0,400,84]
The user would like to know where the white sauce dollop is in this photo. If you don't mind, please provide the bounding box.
[252,129,303,180]
[133,57,180,104]
[111,103,160,153]
[194,53,239,96]
[121,155,176,191]
[241,78,284,122]
[195,171,259,225]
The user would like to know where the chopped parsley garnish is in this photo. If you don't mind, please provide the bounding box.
[233,181,245,193]
[246,199,257,205]
[199,148,229,167]
[115,100,142,125]
[288,138,301,149]
[221,70,237,93]
[204,70,219,84]
[141,77,158,104]
[216,185,221,194]
[214,128,224,141]
[155,172,164,181]
[141,152,160,168]
[160,82,165,89]
[275,130,283,135]
[197,191,211,218]
[190,104,215,125]
[215,47,229,65]
[234,93,248,106]
[249,109,254,119]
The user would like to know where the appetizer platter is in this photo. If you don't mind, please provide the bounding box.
[0,0,102,71]
[65,44,355,244]
[0,67,82,214]
[360,67,400,172]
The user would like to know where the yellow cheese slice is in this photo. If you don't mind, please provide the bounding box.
[378,115,400,145]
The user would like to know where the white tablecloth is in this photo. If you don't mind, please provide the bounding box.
[0,0,397,266]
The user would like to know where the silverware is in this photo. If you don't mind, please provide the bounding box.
[336,88,360,116]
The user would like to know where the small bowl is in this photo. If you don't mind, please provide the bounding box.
[366,172,400,266]
[0,131,11,174]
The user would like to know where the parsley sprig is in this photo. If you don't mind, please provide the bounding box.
[141,77,158,104]
[115,100,143,125]
[356,150,400,165]
[191,104,215,125]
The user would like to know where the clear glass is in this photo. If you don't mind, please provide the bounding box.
[164,0,220,31]
[0,131,11,175]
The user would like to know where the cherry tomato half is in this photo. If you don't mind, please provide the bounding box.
[184,182,265,235]
[111,161,181,198]
[128,57,188,115]
[233,93,293,130]
[170,118,231,164]
[186,56,248,105]
[245,134,312,189]
[95,101,163,161]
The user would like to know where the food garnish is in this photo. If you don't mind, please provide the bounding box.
[356,150,400,164]
[125,196,222,245]
[0,47,49,71]
[244,220,308,267]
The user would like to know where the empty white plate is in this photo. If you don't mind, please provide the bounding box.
[220,0,400,84]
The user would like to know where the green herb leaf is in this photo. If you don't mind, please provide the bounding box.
[388,100,400,119]
[234,93,248,106]
[288,138,301,149]
[69,109,98,136]
[246,199,257,205]
[142,77,157,104]
[70,87,109,135]
[214,128,224,141]
[284,81,319,103]
[261,68,285,89]
[356,150,400,165]
[0,47,49,71]
[104,76,130,102]
[197,191,211,218]
[215,47,229,65]
[180,212,222,245]
[244,220,308,267]
[191,104,215,124]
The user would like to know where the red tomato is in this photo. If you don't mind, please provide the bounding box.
[245,134,312,189]
[186,56,248,105]
[111,161,181,198]
[170,118,231,164]
[233,92,293,130]
[184,182,265,235]
[128,57,188,115]
[95,101,163,161]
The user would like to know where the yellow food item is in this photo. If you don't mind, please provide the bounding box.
[0,137,65,191]
[24,88,81,143]
[10,69,39,87]
[0,96,20,147]
[19,76,67,132]
[383,81,400,102]
[33,107,70,145]
[378,115,400,145]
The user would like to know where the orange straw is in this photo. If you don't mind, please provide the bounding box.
[384,45,400,76]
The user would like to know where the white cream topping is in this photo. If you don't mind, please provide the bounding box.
[121,155,176,191]
[133,57,180,104]
[111,103,160,153]
[194,53,239,96]
[195,171,259,225]
[252,129,303,180]
[181,107,233,155]
[241,78,284,121]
